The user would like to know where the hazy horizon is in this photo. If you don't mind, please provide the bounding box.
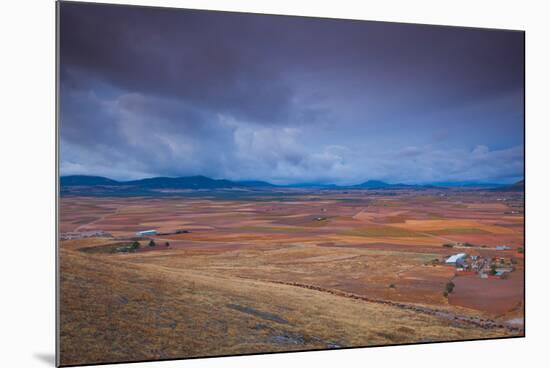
[59,3,524,185]
[60,173,524,187]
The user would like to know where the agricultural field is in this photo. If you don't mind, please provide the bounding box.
[59,188,524,366]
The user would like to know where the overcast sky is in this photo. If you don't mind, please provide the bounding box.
[59,2,524,185]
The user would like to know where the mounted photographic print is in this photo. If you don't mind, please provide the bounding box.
[57,1,525,366]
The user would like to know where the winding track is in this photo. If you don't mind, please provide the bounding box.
[243,277,523,334]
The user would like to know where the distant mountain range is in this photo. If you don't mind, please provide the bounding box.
[60,175,120,186]
[60,175,274,189]
[60,175,524,192]
[352,180,439,189]
[493,179,524,192]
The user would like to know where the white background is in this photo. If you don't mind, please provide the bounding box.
[0,0,548,367]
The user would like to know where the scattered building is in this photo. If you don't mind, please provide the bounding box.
[496,245,511,251]
[441,251,516,280]
[60,230,112,240]
[445,253,466,265]
[495,267,514,274]
[136,229,157,237]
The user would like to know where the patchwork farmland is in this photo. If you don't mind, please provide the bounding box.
[59,188,524,366]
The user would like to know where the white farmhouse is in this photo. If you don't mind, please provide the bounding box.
[136,229,157,236]
[446,253,466,265]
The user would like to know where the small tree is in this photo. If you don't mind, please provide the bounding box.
[148,239,156,247]
[490,264,497,275]
[517,247,524,254]
[165,242,170,247]
[388,283,396,289]
[130,241,140,250]
[445,281,455,294]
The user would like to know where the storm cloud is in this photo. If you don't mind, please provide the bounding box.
[59,2,524,184]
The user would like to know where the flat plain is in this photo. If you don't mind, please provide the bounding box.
[59,188,524,366]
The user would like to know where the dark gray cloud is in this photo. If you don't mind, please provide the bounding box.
[59,2,524,184]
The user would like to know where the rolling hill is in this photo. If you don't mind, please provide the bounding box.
[60,175,524,194]
[497,180,525,192]
[124,175,237,189]
[60,175,120,186]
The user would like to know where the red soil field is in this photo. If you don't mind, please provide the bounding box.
[449,271,524,316]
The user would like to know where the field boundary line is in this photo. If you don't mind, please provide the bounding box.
[239,277,523,334]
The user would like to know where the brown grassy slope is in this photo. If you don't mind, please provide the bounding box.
[60,248,510,366]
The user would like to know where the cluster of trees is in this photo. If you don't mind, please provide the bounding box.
[425,258,440,266]
[114,241,140,253]
[443,281,455,297]
[147,240,170,247]
[112,240,171,253]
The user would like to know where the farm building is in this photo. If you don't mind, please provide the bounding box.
[495,267,514,274]
[496,245,511,250]
[446,253,466,265]
[136,229,157,236]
